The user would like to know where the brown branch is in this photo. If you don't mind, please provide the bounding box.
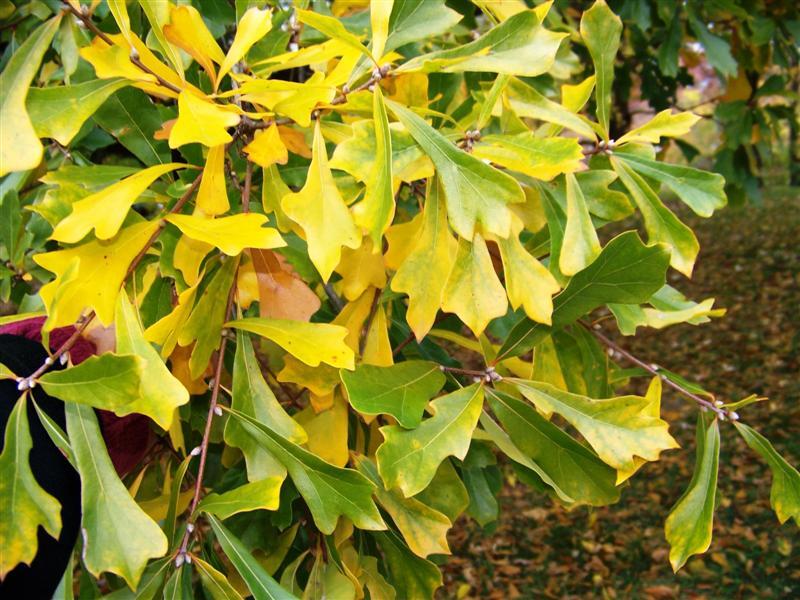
[359,288,382,356]
[242,161,253,213]
[393,331,416,356]
[584,323,731,419]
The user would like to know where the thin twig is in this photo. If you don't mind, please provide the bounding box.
[393,331,416,356]
[584,323,730,419]
[323,283,344,313]
[359,288,382,356]
[242,161,253,213]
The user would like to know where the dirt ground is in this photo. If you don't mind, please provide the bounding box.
[439,189,800,599]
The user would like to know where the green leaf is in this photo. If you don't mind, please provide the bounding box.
[512,380,678,472]
[27,78,130,145]
[225,332,306,481]
[296,9,372,60]
[483,392,620,507]
[114,291,189,429]
[225,407,385,534]
[0,189,22,266]
[664,414,720,572]
[352,87,394,247]
[198,477,283,519]
[614,151,727,217]
[560,172,601,276]
[373,531,442,599]
[302,553,355,600]
[340,360,445,428]
[377,384,484,497]
[355,455,451,557]
[0,16,62,177]
[580,0,622,136]
[734,423,800,526]
[226,318,355,369]
[384,0,461,53]
[688,16,737,77]
[399,9,566,77]
[497,231,670,360]
[208,515,298,600]
[194,556,244,600]
[506,78,597,140]
[0,395,62,579]
[385,98,523,239]
[612,156,699,277]
[609,284,724,335]
[65,402,168,589]
[574,170,634,221]
[164,563,194,600]
[472,133,583,181]
[412,459,469,523]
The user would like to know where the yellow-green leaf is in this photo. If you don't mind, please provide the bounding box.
[513,379,679,472]
[194,556,244,600]
[296,9,372,62]
[138,0,185,79]
[165,213,285,256]
[199,477,283,519]
[441,233,508,337]
[370,0,394,61]
[560,172,601,276]
[617,109,701,146]
[227,318,355,370]
[0,395,62,579]
[218,7,273,88]
[197,145,230,216]
[472,133,583,181]
[281,120,361,282]
[506,78,597,140]
[580,0,621,137]
[169,91,241,148]
[0,16,62,177]
[377,384,484,497]
[65,402,168,589]
[51,163,183,243]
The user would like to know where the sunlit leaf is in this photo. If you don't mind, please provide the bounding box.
[580,0,621,136]
[166,213,285,256]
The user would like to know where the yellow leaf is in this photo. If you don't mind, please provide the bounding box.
[196,145,230,216]
[384,213,423,271]
[278,356,340,397]
[442,233,508,336]
[217,7,272,89]
[497,229,560,325]
[617,109,701,146]
[107,0,132,44]
[281,121,361,282]
[295,393,349,467]
[80,36,155,84]
[296,9,373,62]
[35,221,160,328]
[169,91,240,148]
[0,16,61,177]
[278,125,312,158]
[145,281,200,358]
[616,377,663,484]
[391,178,456,340]
[51,163,184,243]
[560,172,601,276]
[243,124,288,169]
[332,290,376,352]
[227,318,355,369]
[164,4,225,87]
[165,213,285,256]
[362,303,393,366]
[370,0,393,60]
[335,239,387,301]
[235,73,336,127]
[173,234,212,286]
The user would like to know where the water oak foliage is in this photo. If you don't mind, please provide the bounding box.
[0,1,798,597]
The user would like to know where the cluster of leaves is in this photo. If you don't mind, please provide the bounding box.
[0,1,798,598]
[599,0,800,202]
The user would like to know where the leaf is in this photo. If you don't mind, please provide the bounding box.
[247,249,320,321]
[497,231,670,360]
[688,16,737,77]
[513,379,678,472]
[664,414,720,571]
[560,172,602,275]
[377,384,484,497]
[294,392,350,467]
[353,87,394,246]
[302,554,355,600]
[224,332,306,482]
[506,78,597,140]
[399,10,566,77]
[472,133,583,181]
[226,318,355,370]
[617,110,701,146]
[615,377,664,483]
[370,0,393,61]
[51,163,183,243]
[197,145,230,216]
[580,0,621,136]
[0,395,62,579]
[384,0,461,54]
[497,230,560,325]
[165,214,285,256]
[355,455,451,557]
[218,7,273,88]
[575,169,633,221]
[281,121,361,282]
[65,403,167,589]
[35,221,161,328]
[735,423,800,526]
[0,16,61,177]
[226,407,385,534]
[169,91,240,148]
[138,0,185,79]
[27,78,130,145]
[614,151,727,217]
[334,239,387,301]
[243,124,289,169]
[208,515,298,600]
[198,477,283,519]
[386,98,523,239]
[296,9,372,61]
[441,233,508,336]
[340,361,445,428]
[194,558,243,600]
[164,4,226,87]
[612,157,699,277]
[373,531,442,599]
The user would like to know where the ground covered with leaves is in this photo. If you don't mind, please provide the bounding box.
[440,190,800,599]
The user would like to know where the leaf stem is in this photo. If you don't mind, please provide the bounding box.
[242,161,253,213]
